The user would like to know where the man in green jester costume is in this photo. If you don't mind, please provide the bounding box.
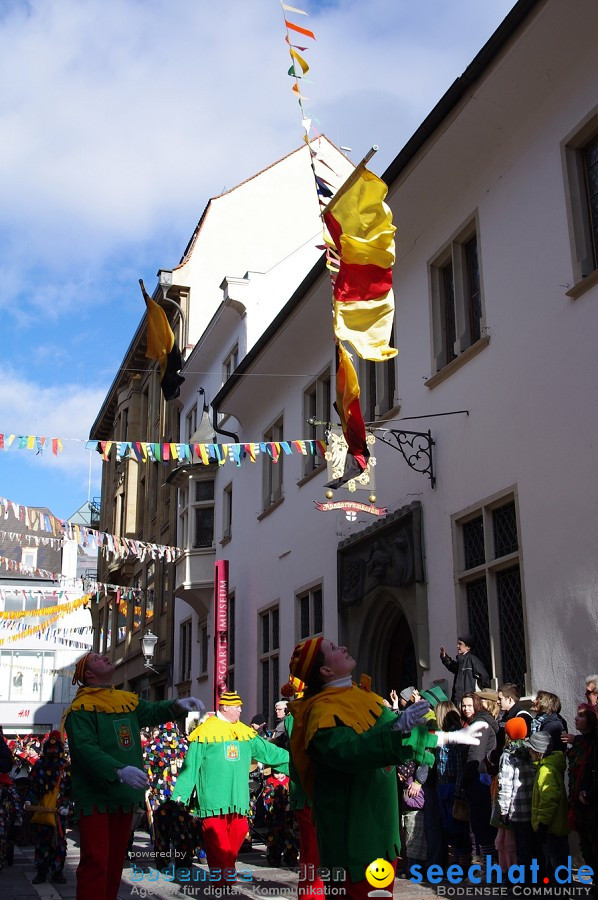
[173,690,289,882]
[289,637,487,900]
[63,651,204,900]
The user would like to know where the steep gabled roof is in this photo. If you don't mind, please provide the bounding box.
[175,136,347,268]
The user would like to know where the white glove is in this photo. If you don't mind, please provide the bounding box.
[117,766,149,789]
[436,721,489,746]
[59,806,69,816]
[392,700,431,732]
[23,800,31,809]
[176,697,206,714]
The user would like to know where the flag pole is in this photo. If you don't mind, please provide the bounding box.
[324,145,378,218]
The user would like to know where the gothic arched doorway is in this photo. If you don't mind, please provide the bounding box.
[384,614,417,698]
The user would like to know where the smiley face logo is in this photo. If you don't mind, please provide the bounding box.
[365,858,394,889]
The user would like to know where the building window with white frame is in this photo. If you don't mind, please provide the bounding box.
[259,606,279,720]
[178,484,188,547]
[358,328,397,423]
[563,114,598,287]
[222,482,233,540]
[20,547,38,570]
[199,619,209,676]
[106,600,113,650]
[180,618,192,683]
[191,478,215,549]
[430,220,485,374]
[145,562,155,622]
[223,344,239,383]
[262,417,284,511]
[185,404,197,443]
[453,493,527,692]
[297,586,323,640]
[303,367,331,476]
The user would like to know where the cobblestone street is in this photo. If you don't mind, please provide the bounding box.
[1,827,593,900]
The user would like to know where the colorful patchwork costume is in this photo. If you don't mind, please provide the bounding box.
[263,772,298,866]
[26,731,71,884]
[143,723,202,866]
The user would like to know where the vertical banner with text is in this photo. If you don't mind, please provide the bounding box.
[213,559,229,709]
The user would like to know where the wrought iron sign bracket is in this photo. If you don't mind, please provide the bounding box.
[374,429,436,488]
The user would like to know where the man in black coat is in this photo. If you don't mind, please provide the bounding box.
[440,633,490,704]
[497,684,533,734]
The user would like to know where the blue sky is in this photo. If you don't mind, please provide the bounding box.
[0,0,516,521]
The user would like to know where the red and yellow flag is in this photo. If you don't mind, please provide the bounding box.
[140,280,185,401]
[336,342,368,472]
[324,168,397,361]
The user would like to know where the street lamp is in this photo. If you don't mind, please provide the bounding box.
[157,268,187,344]
[141,629,159,673]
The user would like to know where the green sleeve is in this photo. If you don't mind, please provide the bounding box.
[249,735,290,774]
[309,721,437,774]
[65,712,122,786]
[172,740,205,805]
[136,698,181,729]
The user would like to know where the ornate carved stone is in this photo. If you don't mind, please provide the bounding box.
[338,503,423,608]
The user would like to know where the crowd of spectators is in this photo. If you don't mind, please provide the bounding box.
[1,658,597,889]
[389,648,598,886]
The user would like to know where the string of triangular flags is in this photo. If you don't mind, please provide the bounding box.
[0,594,89,619]
[0,587,78,601]
[0,497,181,563]
[0,434,63,454]
[279,2,341,271]
[0,615,65,645]
[279,3,397,488]
[0,660,79,678]
[0,593,92,646]
[81,578,158,610]
[91,438,326,466]
[0,530,63,549]
[0,620,92,635]
[36,633,91,651]
[63,523,181,563]
[0,555,60,580]
[0,432,328,468]
[0,497,62,536]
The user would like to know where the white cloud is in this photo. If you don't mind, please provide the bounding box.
[0,367,105,478]
[0,0,517,515]
[0,0,516,272]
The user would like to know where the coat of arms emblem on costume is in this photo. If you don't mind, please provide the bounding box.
[114,719,133,750]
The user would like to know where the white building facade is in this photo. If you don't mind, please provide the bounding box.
[0,502,95,734]
[171,0,598,727]
[167,140,353,703]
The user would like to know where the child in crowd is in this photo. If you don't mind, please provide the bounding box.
[496,716,534,871]
[525,731,569,878]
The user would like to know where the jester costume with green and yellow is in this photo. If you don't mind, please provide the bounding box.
[290,682,437,886]
[64,686,182,900]
[173,713,289,877]
[64,687,179,816]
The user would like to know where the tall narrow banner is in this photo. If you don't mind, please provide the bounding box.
[213,560,229,709]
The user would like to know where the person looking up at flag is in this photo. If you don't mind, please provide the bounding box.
[64,651,204,900]
[288,637,487,900]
